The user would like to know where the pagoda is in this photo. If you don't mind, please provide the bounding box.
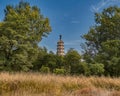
[57,35,64,56]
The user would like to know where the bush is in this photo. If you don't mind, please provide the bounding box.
[77,62,90,76]
[89,63,104,76]
[53,68,66,75]
[40,66,50,73]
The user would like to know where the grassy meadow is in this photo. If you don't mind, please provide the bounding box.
[0,72,120,96]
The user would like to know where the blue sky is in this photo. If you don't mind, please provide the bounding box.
[0,0,120,53]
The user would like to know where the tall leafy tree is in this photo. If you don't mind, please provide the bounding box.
[0,1,51,71]
[83,6,120,76]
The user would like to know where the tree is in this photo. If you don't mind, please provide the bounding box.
[89,63,104,76]
[82,6,120,76]
[0,1,51,71]
[65,49,81,74]
[77,62,90,76]
[32,47,48,71]
[55,55,65,68]
[99,40,120,76]
[42,53,57,72]
[83,6,120,52]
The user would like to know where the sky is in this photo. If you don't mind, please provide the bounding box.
[0,0,120,54]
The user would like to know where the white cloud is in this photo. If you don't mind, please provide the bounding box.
[91,0,120,12]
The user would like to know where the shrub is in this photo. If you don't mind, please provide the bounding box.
[89,63,104,76]
[53,68,66,75]
[40,66,50,73]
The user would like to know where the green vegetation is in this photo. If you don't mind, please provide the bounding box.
[82,6,120,76]
[0,1,120,96]
[0,1,120,77]
[0,1,51,72]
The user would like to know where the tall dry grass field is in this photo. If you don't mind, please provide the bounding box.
[0,72,120,96]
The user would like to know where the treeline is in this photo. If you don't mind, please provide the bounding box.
[31,48,104,76]
[0,1,120,76]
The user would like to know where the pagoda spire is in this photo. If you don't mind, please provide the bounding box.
[59,35,62,40]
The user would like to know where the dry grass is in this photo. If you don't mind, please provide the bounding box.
[0,72,120,96]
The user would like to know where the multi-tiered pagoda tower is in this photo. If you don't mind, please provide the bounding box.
[57,35,64,56]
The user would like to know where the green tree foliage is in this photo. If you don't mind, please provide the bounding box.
[77,62,90,76]
[40,66,50,73]
[32,48,66,73]
[53,68,66,75]
[82,6,120,76]
[55,55,65,68]
[65,49,81,74]
[0,2,51,71]
[41,53,57,72]
[99,40,120,76]
[89,63,104,76]
[32,47,48,71]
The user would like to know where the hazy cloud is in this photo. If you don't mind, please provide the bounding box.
[91,0,120,12]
